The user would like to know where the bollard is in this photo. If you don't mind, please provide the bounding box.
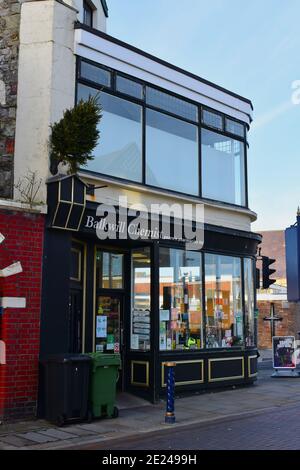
[165,362,176,424]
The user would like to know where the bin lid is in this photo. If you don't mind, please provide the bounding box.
[88,352,121,367]
[40,353,92,364]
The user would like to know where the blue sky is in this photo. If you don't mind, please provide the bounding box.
[107,0,300,231]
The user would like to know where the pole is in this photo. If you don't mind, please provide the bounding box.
[165,362,176,424]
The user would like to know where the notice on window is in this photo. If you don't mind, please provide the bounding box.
[160,309,170,321]
[96,315,107,338]
[131,334,139,350]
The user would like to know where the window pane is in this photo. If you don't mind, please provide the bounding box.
[131,248,151,351]
[201,129,245,206]
[78,86,143,182]
[159,248,203,351]
[146,109,199,195]
[202,109,223,131]
[95,296,120,352]
[83,1,93,27]
[96,251,124,289]
[146,87,198,122]
[205,254,243,348]
[80,61,111,88]
[244,258,255,346]
[116,76,143,100]
[225,118,245,138]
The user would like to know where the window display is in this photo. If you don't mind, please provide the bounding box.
[131,248,151,351]
[159,248,202,350]
[95,296,120,353]
[205,254,243,348]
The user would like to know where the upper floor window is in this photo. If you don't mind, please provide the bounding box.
[201,129,246,206]
[76,58,248,207]
[83,0,93,28]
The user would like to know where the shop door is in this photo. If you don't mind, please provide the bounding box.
[95,294,125,390]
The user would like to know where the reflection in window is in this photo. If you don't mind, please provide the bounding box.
[201,128,245,206]
[96,251,124,289]
[225,118,245,138]
[244,258,255,346]
[202,109,223,131]
[77,85,143,181]
[159,248,202,351]
[146,109,199,195]
[146,87,198,122]
[131,248,151,351]
[116,75,143,99]
[80,60,111,88]
[205,254,243,348]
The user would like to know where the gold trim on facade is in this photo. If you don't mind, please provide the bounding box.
[161,360,204,387]
[131,361,150,387]
[248,355,258,378]
[208,357,245,382]
[93,245,97,352]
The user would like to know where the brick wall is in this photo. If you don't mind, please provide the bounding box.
[0,1,21,198]
[258,300,300,349]
[0,209,44,421]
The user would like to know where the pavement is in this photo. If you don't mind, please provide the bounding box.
[1,356,300,450]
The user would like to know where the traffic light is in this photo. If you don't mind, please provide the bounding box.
[262,256,276,289]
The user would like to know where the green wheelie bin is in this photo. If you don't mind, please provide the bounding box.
[88,353,121,419]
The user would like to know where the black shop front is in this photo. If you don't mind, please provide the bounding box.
[40,175,261,403]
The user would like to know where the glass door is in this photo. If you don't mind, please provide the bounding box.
[95,295,122,354]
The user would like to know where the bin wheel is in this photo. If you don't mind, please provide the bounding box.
[87,410,93,423]
[111,406,119,419]
[56,414,65,427]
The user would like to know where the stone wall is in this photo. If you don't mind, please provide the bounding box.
[258,300,300,349]
[0,0,21,199]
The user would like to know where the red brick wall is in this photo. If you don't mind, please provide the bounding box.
[258,300,300,349]
[0,209,44,420]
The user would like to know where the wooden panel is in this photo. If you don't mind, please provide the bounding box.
[208,357,244,382]
[162,360,204,387]
[131,361,149,387]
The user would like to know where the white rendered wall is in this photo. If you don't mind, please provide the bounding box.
[14,0,77,202]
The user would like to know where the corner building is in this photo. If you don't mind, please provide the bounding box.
[10,0,261,407]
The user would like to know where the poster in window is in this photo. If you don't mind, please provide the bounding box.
[96,315,107,338]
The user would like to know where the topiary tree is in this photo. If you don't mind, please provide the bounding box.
[50,95,102,175]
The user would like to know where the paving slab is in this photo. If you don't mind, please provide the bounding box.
[18,431,58,444]
[0,434,35,448]
[38,428,78,440]
[61,425,99,437]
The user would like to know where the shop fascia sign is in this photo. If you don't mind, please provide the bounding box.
[83,197,204,251]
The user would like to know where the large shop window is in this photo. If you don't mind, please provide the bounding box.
[131,248,151,351]
[159,248,203,351]
[146,109,199,195]
[205,254,243,348]
[96,251,124,289]
[244,258,255,346]
[77,85,143,182]
[201,129,246,206]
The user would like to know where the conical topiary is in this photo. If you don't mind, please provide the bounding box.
[50,94,102,174]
